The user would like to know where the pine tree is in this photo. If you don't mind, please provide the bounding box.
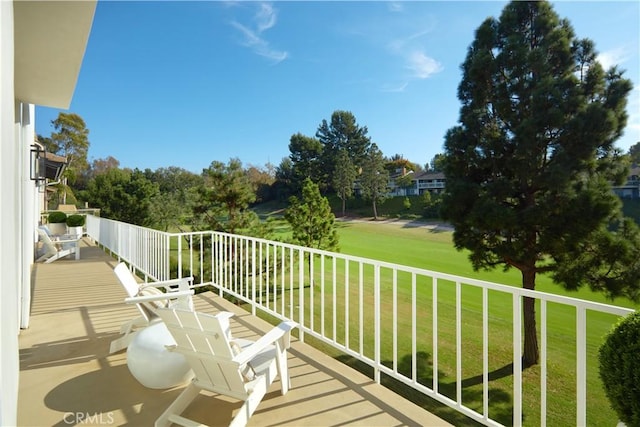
[441,1,638,367]
[285,178,338,251]
[359,144,389,220]
[332,149,357,217]
[193,158,261,236]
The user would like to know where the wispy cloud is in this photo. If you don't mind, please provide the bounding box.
[378,10,441,90]
[598,46,630,70]
[255,3,276,32]
[406,51,443,79]
[230,2,288,64]
[381,81,409,93]
[388,2,404,13]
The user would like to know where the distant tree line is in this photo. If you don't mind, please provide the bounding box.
[39,110,640,238]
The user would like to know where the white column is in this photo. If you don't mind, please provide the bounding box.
[20,102,36,329]
[0,1,20,425]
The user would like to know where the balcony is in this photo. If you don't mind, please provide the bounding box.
[19,240,450,426]
[20,215,635,426]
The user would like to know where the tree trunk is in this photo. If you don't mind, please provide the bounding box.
[522,268,539,368]
[372,199,378,219]
[341,196,346,217]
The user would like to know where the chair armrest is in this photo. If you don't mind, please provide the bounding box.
[124,289,194,304]
[234,321,297,366]
[140,277,194,292]
[52,235,81,244]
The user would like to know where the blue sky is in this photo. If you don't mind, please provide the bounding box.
[36,1,640,174]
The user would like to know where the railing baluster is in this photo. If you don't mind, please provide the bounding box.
[359,261,364,356]
[541,299,547,427]
[483,287,489,421]
[577,306,587,427]
[432,276,438,394]
[298,248,304,342]
[345,260,350,351]
[513,293,523,427]
[321,254,325,337]
[332,257,337,343]
[393,268,398,373]
[374,264,381,384]
[456,281,462,407]
[411,273,417,384]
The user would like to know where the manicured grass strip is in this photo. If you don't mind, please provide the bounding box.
[168,220,638,426]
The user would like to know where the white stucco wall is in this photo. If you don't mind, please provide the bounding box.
[0,1,20,424]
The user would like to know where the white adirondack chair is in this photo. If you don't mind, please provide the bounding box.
[154,308,297,427]
[35,227,80,263]
[109,262,195,354]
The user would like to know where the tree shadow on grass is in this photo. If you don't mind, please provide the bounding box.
[336,352,515,426]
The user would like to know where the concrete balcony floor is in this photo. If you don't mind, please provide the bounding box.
[18,239,451,427]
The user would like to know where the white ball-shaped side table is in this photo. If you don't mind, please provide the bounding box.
[126,322,193,389]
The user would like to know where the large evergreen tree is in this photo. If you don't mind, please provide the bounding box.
[359,143,389,220]
[316,110,371,189]
[332,149,357,217]
[288,133,324,192]
[441,1,639,367]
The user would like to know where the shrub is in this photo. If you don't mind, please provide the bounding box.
[598,311,640,426]
[66,214,85,227]
[48,212,67,223]
[403,197,411,210]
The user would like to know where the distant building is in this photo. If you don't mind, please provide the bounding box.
[381,164,640,200]
[411,171,446,195]
[382,169,447,197]
[613,166,640,199]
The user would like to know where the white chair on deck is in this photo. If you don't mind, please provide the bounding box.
[154,308,297,427]
[109,262,195,354]
[35,227,80,263]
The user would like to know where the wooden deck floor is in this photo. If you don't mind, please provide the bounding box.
[18,239,452,426]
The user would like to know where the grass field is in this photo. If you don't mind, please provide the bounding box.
[170,207,638,426]
[333,220,639,425]
[245,214,637,426]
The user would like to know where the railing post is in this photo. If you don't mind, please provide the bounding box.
[541,300,548,427]
[298,248,304,343]
[177,234,182,278]
[576,306,587,427]
[432,277,438,393]
[513,293,523,427]
[374,264,381,384]
[456,281,462,406]
[482,287,489,421]
[252,239,256,316]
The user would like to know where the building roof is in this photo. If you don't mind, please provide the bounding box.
[412,171,445,180]
[13,1,96,108]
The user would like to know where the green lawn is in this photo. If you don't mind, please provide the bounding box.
[168,214,637,426]
[260,216,638,426]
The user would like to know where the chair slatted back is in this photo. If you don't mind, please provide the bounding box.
[36,229,58,257]
[157,308,249,398]
[114,263,159,322]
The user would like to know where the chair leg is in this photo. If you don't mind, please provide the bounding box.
[229,377,267,427]
[120,316,147,333]
[109,330,137,354]
[155,382,201,427]
[275,342,290,395]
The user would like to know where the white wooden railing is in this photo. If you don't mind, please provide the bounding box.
[85,214,635,426]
